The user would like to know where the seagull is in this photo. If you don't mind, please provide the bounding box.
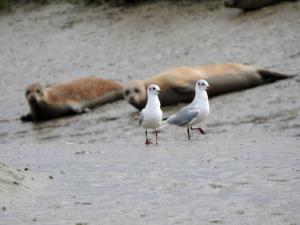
[164,79,210,140]
[139,84,163,145]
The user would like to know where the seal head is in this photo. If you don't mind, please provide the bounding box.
[25,83,45,105]
[123,80,147,110]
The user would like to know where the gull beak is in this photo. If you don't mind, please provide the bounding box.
[158,90,164,94]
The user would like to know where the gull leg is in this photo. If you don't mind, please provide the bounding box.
[187,127,191,140]
[191,126,205,135]
[145,130,152,145]
[155,130,158,145]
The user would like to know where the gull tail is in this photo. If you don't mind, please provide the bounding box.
[159,123,170,129]
[162,116,169,121]
[159,117,170,129]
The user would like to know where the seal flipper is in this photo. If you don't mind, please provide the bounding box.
[82,108,92,113]
[84,90,124,108]
[20,113,33,122]
[69,104,86,114]
[159,83,195,106]
[258,69,295,83]
[173,82,195,94]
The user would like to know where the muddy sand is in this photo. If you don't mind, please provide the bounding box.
[0,0,299,224]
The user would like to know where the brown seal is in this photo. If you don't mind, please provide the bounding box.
[123,63,293,110]
[224,0,283,10]
[21,77,123,122]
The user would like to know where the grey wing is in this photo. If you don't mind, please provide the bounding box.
[167,107,199,126]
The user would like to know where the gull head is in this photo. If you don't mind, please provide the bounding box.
[147,84,161,96]
[196,79,210,91]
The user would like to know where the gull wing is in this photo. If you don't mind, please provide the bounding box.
[166,106,199,126]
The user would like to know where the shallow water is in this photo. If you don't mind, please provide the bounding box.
[0,1,300,224]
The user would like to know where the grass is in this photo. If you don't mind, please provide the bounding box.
[0,0,10,9]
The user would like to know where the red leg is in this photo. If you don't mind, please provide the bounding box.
[145,130,153,145]
[191,126,206,135]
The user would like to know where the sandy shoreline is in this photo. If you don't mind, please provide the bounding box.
[1,137,299,224]
[0,0,299,224]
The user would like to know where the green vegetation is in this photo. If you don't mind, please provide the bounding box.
[0,0,10,10]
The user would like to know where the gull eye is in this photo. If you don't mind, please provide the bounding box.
[124,90,130,96]
[134,88,140,93]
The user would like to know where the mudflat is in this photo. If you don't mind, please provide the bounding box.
[0,1,299,224]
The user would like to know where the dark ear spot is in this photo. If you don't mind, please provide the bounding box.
[25,90,30,96]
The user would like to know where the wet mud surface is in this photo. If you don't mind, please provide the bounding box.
[0,0,300,224]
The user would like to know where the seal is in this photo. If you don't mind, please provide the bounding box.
[21,77,123,122]
[123,63,293,110]
[224,0,283,10]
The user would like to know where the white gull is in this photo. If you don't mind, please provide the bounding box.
[165,79,210,140]
[139,84,163,144]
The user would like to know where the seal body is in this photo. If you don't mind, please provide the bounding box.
[21,77,123,121]
[123,63,292,110]
[224,0,283,10]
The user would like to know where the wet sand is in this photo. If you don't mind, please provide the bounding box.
[0,0,300,224]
